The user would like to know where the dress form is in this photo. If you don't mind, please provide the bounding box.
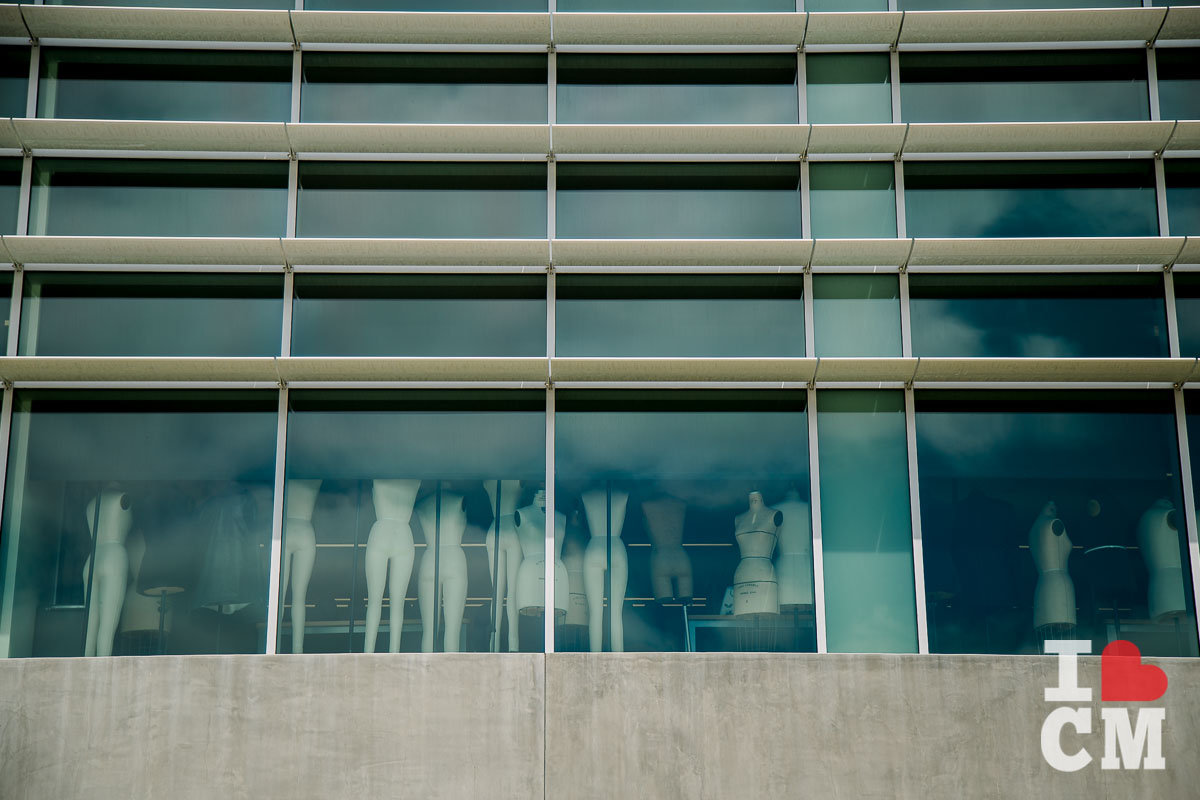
[582,487,629,652]
[484,479,523,652]
[364,479,420,653]
[562,509,589,627]
[83,487,133,657]
[642,496,692,603]
[514,489,568,616]
[282,479,321,654]
[1030,501,1075,631]
[1138,499,1187,621]
[733,492,781,616]
[773,489,813,608]
[417,492,468,653]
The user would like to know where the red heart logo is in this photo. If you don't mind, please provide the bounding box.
[1101,640,1168,702]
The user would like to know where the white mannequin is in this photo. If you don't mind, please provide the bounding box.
[282,479,321,654]
[417,491,468,653]
[1030,501,1075,631]
[1138,498,1187,621]
[642,496,692,603]
[514,488,568,616]
[582,487,629,653]
[364,479,420,654]
[562,510,589,627]
[773,489,813,608]
[83,487,133,657]
[733,491,781,616]
[484,480,523,652]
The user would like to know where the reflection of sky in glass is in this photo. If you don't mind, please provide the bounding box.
[305,0,545,8]
[810,162,896,239]
[905,186,1158,238]
[302,83,546,124]
[1160,81,1200,122]
[298,188,546,238]
[558,0,788,8]
[558,189,800,239]
[901,80,1147,123]
[1175,276,1200,358]
[558,84,795,125]
[1167,187,1200,235]
[813,275,902,357]
[1188,393,1200,509]
[806,53,891,124]
[901,0,1134,7]
[51,0,290,6]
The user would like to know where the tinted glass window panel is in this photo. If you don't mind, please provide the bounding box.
[301,53,546,124]
[291,275,545,357]
[555,391,813,653]
[1166,160,1200,235]
[558,0,790,8]
[910,274,1169,358]
[900,51,1148,123]
[916,391,1197,657]
[904,160,1159,238]
[806,0,887,9]
[901,0,1136,8]
[0,47,28,118]
[809,162,896,239]
[1157,49,1200,121]
[1174,274,1200,358]
[806,54,891,125]
[30,159,288,237]
[47,0,291,7]
[0,158,22,235]
[813,274,902,357]
[297,162,546,239]
[0,391,278,658]
[19,273,283,357]
[557,163,801,239]
[818,391,917,654]
[0,273,11,353]
[557,54,796,125]
[556,275,805,357]
[282,391,545,654]
[304,0,545,9]
[38,49,291,122]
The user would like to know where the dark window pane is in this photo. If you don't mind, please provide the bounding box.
[305,0,545,9]
[1157,49,1200,121]
[1174,273,1200,358]
[47,0,291,7]
[807,0,887,9]
[559,0,790,8]
[904,160,1159,238]
[0,158,21,234]
[1166,160,1200,236]
[809,162,896,238]
[556,275,805,357]
[813,274,902,356]
[902,0,1137,8]
[806,53,890,124]
[0,46,28,118]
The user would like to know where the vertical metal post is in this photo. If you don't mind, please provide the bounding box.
[807,386,827,653]
[889,48,901,124]
[280,270,294,358]
[264,387,289,655]
[5,269,22,358]
[796,49,806,125]
[1147,47,1160,122]
[904,387,930,654]
[547,47,556,126]
[1173,390,1200,650]
[803,268,816,358]
[544,386,555,653]
[1165,270,1180,359]
[0,391,26,657]
[286,159,299,239]
[24,44,39,120]
[16,154,32,238]
[800,160,812,241]
[899,269,913,358]
[547,159,556,246]
[1155,156,1169,237]
[546,268,555,359]
[291,48,302,124]
[894,160,907,239]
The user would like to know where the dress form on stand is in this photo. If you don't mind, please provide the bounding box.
[582,486,629,653]
[364,479,420,653]
[1138,498,1187,622]
[733,492,781,616]
[1030,501,1075,641]
[485,479,522,653]
[642,496,692,603]
[773,489,813,609]
[83,487,133,657]
[514,489,568,617]
[562,508,589,630]
[282,479,321,654]
[417,490,468,653]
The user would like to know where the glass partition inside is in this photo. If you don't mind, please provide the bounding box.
[555,275,805,357]
[29,159,288,237]
[555,391,814,653]
[904,160,1159,238]
[281,391,545,654]
[38,48,291,122]
[557,163,801,239]
[297,162,546,238]
[809,162,897,239]
[301,53,546,124]
[899,50,1149,123]
[0,158,21,235]
[818,391,917,653]
[18,273,283,357]
[0,391,278,658]
[915,390,1198,657]
[557,54,797,125]
[1158,49,1200,122]
[1166,160,1200,236]
[813,274,902,357]
[1174,273,1200,358]
[909,273,1170,358]
[0,46,28,118]
[806,54,891,125]
[291,274,545,357]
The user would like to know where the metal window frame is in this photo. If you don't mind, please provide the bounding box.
[808,384,827,653]
[264,386,288,655]
[904,386,931,654]
[1174,389,1200,651]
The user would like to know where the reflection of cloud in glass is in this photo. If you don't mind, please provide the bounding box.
[47,79,290,122]
[557,84,795,124]
[558,189,800,239]
[302,83,546,124]
[901,81,1148,123]
[906,186,1158,238]
[298,189,546,238]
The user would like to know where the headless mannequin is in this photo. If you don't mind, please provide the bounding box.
[773,488,813,608]
[642,496,692,603]
[282,479,321,654]
[417,492,468,653]
[1138,499,1187,621]
[485,480,522,653]
[582,487,629,652]
[562,510,589,627]
[83,487,133,657]
[514,489,568,616]
[733,491,781,616]
[364,479,420,653]
[1030,501,1075,631]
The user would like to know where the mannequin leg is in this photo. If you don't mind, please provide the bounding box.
[388,547,415,654]
[583,550,606,653]
[677,569,694,603]
[609,544,629,654]
[504,540,521,652]
[93,553,128,658]
[363,527,389,653]
[441,564,468,653]
[289,544,316,654]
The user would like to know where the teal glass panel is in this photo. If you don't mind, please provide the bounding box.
[818,391,917,653]
[813,274,902,357]
[38,49,291,122]
[806,0,887,9]
[559,0,789,8]
[30,159,288,237]
[904,161,1159,238]
[1158,49,1200,121]
[806,53,891,124]
[0,391,278,658]
[291,275,545,357]
[902,0,1135,8]
[557,163,801,239]
[0,47,28,118]
[281,391,545,654]
[0,273,10,353]
[301,53,546,124]
[48,0,291,7]
[809,162,896,239]
[305,0,545,9]
[917,391,1198,657]
[555,391,813,653]
[0,158,21,234]
[900,51,1149,123]
[910,274,1169,358]
[1175,274,1200,358]
[556,275,805,357]
[557,54,797,125]
[1166,160,1200,235]
[297,162,546,238]
[19,273,283,357]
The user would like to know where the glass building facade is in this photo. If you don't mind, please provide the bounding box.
[0,2,1197,665]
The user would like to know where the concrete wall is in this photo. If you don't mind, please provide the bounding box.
[1,652,1197,799]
